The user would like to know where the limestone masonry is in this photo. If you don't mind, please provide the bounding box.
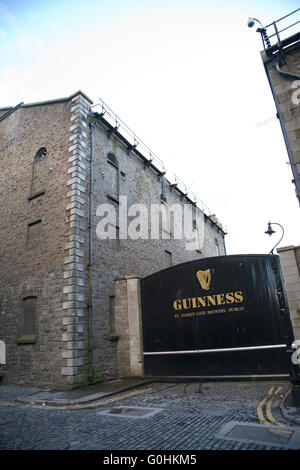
[0,91,226,388]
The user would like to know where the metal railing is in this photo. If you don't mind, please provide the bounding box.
[91,98,165,174]
[260,8,300,50]
[91,98,226,232]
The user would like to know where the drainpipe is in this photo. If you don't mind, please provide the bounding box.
[273,57,300,80]
[0,102,24,122]
[87,121,95,381]
[264,60,300,205]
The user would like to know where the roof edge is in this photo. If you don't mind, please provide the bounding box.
[0,90,93,111]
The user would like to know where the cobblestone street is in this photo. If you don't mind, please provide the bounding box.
[1,380,300,454]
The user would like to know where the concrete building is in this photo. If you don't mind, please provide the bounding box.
[0,91,226,388]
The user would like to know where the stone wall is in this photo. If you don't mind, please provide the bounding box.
[0,90,226,388]
[114,276,143,378]
[89,116,226,380]
[0,96,74,387]
[278,245,300,340]
[261,45,300,203]
[62,92,92,387]
[0,91,93,388]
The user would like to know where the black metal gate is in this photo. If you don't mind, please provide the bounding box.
[140,254,294,378]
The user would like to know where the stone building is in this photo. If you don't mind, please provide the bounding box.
[278,246,300,340]
[258,10,300,341]
[0,90,226,388]
[260,11,300,204]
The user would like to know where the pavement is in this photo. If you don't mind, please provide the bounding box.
[7,377,300,425]
[13,377,150,406]
[280,388,300,425]
[1,378,300,451]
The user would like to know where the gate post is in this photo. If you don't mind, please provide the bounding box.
[277,246,300,341]
[115,276,143,377]
[271,256,300,407]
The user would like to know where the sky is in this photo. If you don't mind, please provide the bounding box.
[0,0,299,255]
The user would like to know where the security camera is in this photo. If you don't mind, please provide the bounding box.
[247,18,256,28]
[247,17,263,29]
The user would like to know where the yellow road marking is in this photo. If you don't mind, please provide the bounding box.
[29,387,152,411]
[265,386,285,427]
[257,386,274,425]
[257,386,286,427]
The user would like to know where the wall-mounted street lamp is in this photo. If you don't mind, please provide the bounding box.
[265,221,300,406]
[264,221,285,254]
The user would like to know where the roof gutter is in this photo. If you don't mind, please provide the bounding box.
[0,102,23,123]
[87,122,95,382]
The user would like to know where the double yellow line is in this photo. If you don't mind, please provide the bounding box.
[257,386,285,427]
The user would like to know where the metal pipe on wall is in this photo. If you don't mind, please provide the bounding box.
[87,121,95,381]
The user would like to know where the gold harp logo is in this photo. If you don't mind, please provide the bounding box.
[196,269,211,290]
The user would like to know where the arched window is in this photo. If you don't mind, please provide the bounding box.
[34,147,47,161]
[29,148,48,197]
[107,152,119,168]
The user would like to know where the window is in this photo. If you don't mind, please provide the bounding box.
[161,176,167,202]
[192,204,197,229]
[160,200,171,237]
[26,219,41,249]
[34,147,47,161]
[107,152,119,168]
[165,250,173,266]
[106,152,119,200]
[18,296,37,344]
[109,295,115,333]
[30,147,48,197]
[107,295,119,341]
[109,200,120,251]
[215,238,220,256]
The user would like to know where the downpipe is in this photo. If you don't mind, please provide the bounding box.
[273,57,300,80]
[87,121,95,382]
